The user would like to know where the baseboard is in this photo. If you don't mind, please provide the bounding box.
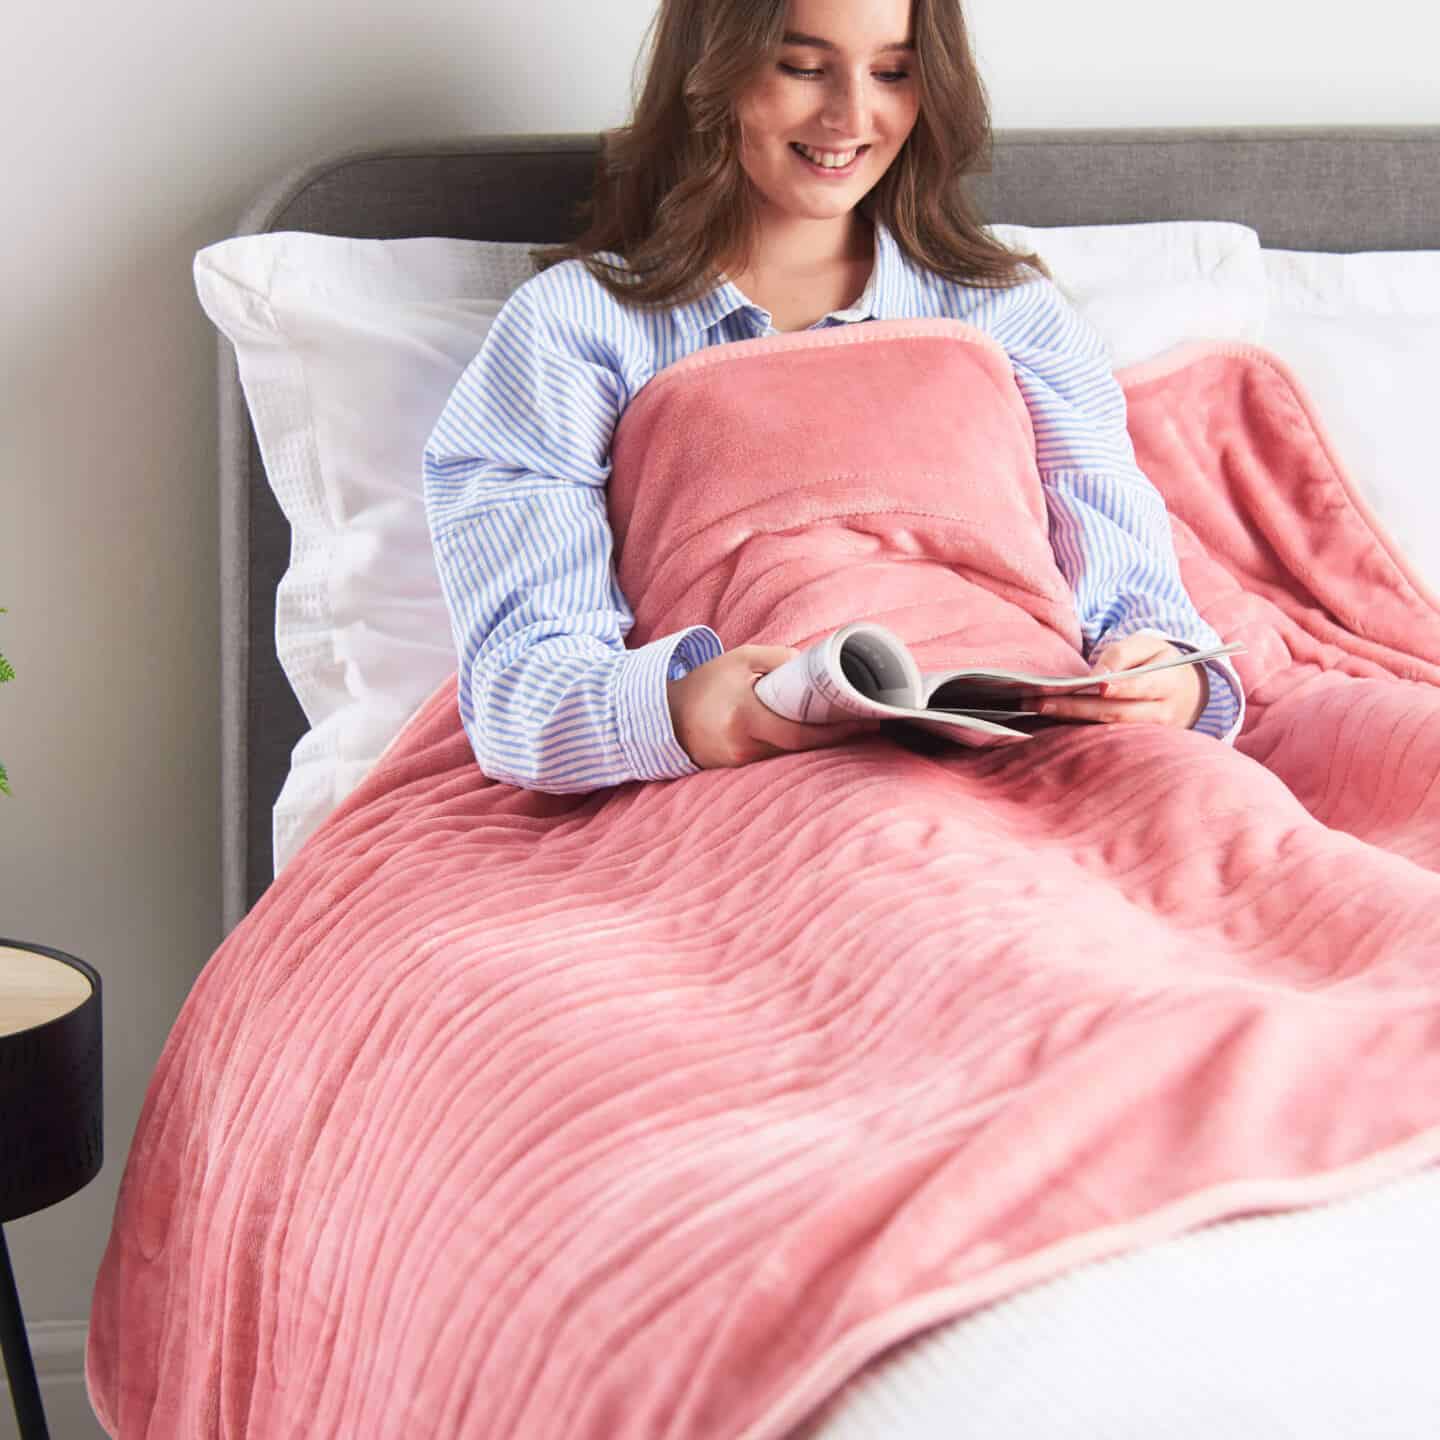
[0,1319,107,1439]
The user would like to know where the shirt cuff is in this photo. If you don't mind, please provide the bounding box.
[614,626,724,780]
[1129,627,1245,744]
[667,625,724,681]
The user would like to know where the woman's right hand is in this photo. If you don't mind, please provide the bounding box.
[667,645,877,770]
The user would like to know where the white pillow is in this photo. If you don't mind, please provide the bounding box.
[195,224,1270,875]
[195,234,537,871]
[989,221,1270,367]
[1256,249,1440,602]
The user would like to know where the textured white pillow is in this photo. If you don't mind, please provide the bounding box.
[195,224,1271,874]
[195,234,538,871]
[1256,249,1440,602]
[989,221,1269,367]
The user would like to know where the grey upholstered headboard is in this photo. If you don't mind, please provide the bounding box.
[221,126,1440,931]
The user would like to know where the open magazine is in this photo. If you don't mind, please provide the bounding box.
[754,622,1245,747]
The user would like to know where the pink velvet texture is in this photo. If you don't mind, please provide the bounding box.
[88,322,1440,1440]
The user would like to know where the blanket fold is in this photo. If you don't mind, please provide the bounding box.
[88,322,1440,1440]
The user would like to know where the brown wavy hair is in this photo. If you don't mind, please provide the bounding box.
[534,0,1047,305]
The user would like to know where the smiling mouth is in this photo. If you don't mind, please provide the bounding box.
[790,142,870,170]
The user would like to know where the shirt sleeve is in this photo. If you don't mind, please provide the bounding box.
[423,271,723,792]
[985,280,1246,744]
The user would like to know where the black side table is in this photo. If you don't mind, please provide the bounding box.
[0,940,102,1440]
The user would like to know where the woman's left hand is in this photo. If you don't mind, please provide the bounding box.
[1034,633,1206,730]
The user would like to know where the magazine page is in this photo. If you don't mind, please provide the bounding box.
[754,623,922,724]
[755,623,1034,740]
[920,641,1245,712]
[902,713,1046,747]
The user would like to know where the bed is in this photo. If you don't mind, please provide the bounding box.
[87,129,1440,1437]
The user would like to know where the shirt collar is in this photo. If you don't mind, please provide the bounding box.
[671,220,903,337]
[671,280,757,337]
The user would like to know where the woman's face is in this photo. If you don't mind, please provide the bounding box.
[734,0,921,234]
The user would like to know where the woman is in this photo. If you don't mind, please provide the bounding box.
[423,0,1243,792]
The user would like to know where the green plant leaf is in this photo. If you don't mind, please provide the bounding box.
[0,653,15,684]
[0,761,9,796]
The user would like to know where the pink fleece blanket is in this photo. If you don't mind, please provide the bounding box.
[89,322,1440,1440]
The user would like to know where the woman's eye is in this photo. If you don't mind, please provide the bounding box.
[777,62,912,84]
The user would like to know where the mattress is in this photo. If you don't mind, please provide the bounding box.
[803,1164,1440,1437]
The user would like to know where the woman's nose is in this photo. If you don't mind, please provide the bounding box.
[820,75,869,136]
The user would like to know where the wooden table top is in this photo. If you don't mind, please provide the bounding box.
[0,944,94,1039]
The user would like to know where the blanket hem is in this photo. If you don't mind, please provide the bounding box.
[635,318,1007,398]
[741,1127,1440,1440]
[1117,340,1440,620]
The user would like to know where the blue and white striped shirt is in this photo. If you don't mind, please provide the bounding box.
[424,222,1244,792]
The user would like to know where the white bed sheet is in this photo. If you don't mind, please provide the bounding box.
[800,1165,1440,1438]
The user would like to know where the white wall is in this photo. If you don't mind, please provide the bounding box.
[973,0,1436,128]
[0,0,1433,1433]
